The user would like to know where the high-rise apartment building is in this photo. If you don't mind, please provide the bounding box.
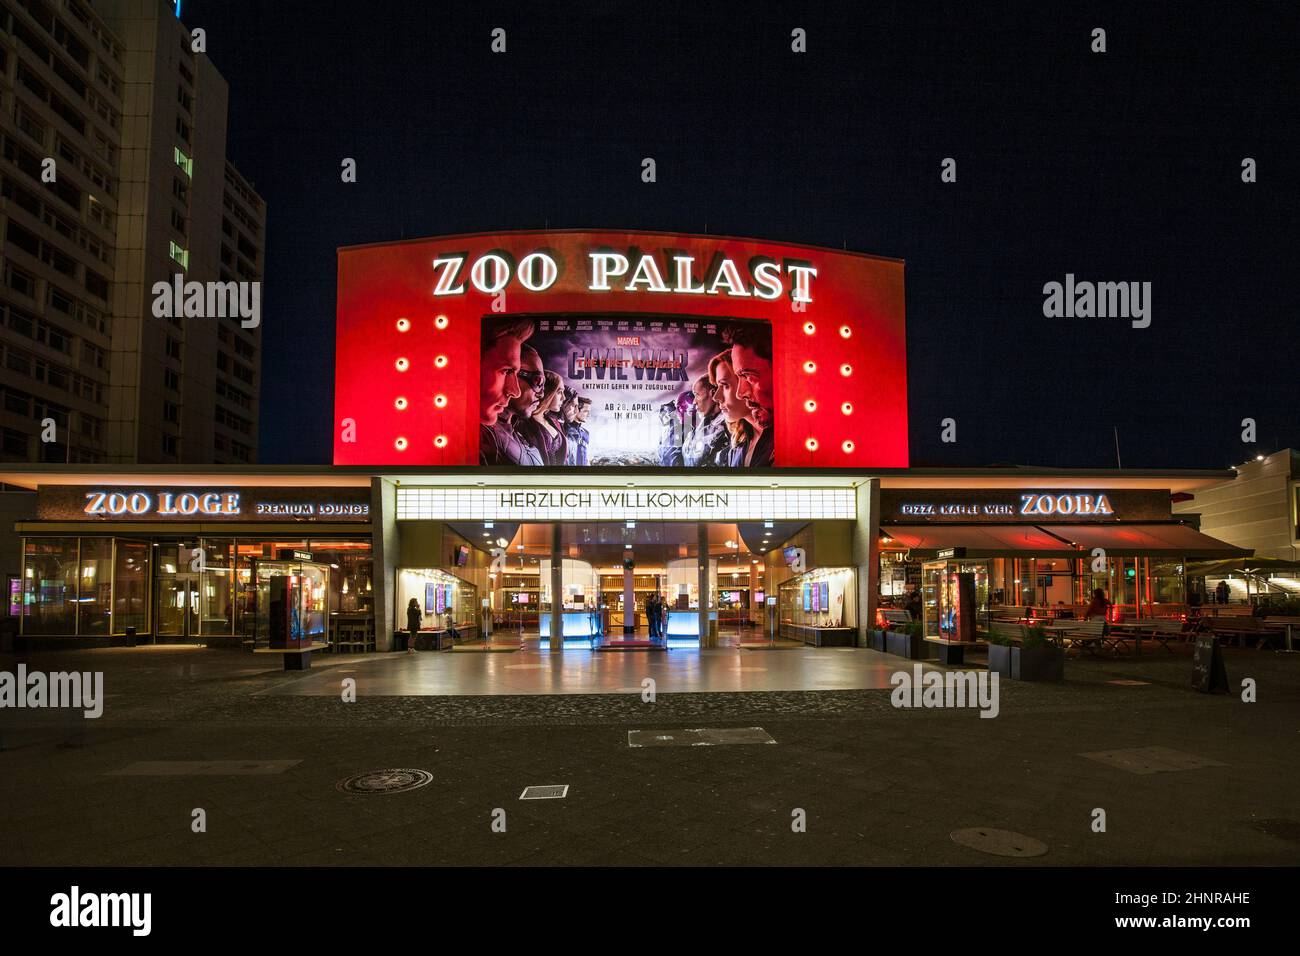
[0,0,263,465]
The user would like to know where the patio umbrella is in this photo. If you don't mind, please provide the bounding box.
[1186,557,1300,576]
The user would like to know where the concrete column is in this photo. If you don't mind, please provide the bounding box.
[852,478,881,646]
[370,477,398,651]
[623,561,635,635]
[698,522,711,646]
[549,523,563,651]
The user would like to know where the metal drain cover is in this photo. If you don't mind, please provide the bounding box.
[950,827,1048,858]
[336,768,433,794]
[520,785,569,800]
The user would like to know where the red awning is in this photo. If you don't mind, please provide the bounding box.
[881,525,1079,558]
[1038,524,1249,558]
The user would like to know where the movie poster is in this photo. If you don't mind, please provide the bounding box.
[479,315,774,467]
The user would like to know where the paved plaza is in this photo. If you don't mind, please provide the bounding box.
[1,643,1297,866]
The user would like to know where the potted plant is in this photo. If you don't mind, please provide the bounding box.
[1014,624,1064,681]
[986,630,1015,678]
[885,621,910,658]
[906,620,932,659]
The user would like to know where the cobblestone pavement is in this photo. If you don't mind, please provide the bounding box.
[1,645,1297,866]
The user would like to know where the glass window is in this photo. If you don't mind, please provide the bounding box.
[199,538,234,636]
[22,538,78,634]
[78,537,113,634]
[112,540,149,634]
[306,539,373,617]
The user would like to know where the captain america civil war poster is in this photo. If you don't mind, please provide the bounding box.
[478,315,774,468]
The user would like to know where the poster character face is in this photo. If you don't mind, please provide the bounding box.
[479,327,529,425]
[509,347,545,417]
[731,342,774,429]
[575,400,591,423]
[692,377,716,417]
[712,358,748,424]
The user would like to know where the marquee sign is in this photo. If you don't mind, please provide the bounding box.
[396,485,857,522]
[879,489,1172,524]
[334,229,908,469]
[36,486,372,522]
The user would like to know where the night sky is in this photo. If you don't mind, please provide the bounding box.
[187,0,1299,470]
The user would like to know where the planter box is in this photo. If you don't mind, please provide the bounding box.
[870,629,887,652]
[1013,644,1064,682]
[885,631,910,657]
[987,643,1014,678]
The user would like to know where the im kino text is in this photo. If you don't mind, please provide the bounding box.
[432,248,818,302]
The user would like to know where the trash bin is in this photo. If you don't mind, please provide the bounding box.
[124,625,137,647]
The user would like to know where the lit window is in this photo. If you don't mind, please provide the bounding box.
[174,146,193,177]
[169,241,189,269]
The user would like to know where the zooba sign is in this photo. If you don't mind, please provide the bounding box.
[879,489,1172,523]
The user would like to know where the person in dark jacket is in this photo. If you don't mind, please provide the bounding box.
[406,598,422,654]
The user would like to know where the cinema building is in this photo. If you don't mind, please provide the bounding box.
[0,230,1256,650]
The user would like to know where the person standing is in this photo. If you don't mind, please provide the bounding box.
[514,370,569,466]
[683,375,726,466]
[565,396,592,466]
[1215,579,1230,605]
[406,597,421,654]
[1082,588,1110,621]
[726,323,775,467]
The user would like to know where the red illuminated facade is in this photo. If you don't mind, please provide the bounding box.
[334,230,909,468]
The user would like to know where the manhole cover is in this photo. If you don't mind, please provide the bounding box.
[950,827,1048,858]
[520,785,568,800]
[336,769,433,794]
[1254,819,1300,843]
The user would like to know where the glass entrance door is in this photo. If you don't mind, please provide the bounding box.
[156,573,199,639]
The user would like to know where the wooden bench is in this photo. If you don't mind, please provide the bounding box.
[882,610,913,629]
[1264,616,1300,652]
[1047,620,1108,656]
[923,636,986,665]
[253,643,330,670]
[1210,617,1286,650]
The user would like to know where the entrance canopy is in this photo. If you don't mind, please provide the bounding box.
[881,525,1078,558]
[883,522,1249,559]
[1041,524,1249,558]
